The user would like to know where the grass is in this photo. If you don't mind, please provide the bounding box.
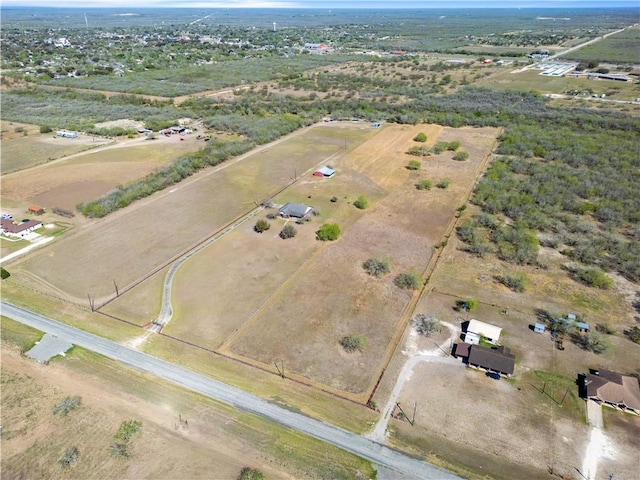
[0,316,42,351]
[560,27,640,64]
[530,370,584,420]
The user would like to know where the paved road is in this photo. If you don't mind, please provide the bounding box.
[1,301,459,480]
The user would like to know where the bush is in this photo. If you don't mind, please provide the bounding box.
[413,132,427,142]
[340,334,366,352]
[254,219,270,233]
[279,224,297,239]
[407,145,430,157]
[109,442,131,459]
[453,151,469,161]
[330,196,338,203]
[1,267,10,280]
[431,142,448,154]
[569,265,613,289]
[454,298,477,312]
[412,314,442,336]
[415,179,433,190]
[625,326,640,344]
[394,271,422,290]
[406,160,421,170]
[114,420,142,443]
[316,223,340,241]
[353,195,369,209]
[575,332,610,354]
[446,140,460,151]
[58,446,79,469]
[495,273,527,292]
[238,467,265,480]
[436,178,451,189]
[363,256,391,277]
[52,396,81,416]
[40,125,53,134]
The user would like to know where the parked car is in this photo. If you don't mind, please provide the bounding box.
[1,214,13,220]
[486,371,501,380]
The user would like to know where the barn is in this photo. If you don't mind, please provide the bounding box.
[28,206,45,215]
[313,166,336,178]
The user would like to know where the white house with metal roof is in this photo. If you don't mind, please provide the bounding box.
[465,319,502,344]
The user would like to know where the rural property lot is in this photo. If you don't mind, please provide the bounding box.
[11,123,375,304]
[1,134,200,211]
[222,125,499,397]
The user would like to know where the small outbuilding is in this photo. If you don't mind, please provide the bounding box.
[28,206,45,215]
[279,203,313,219]
[466,319,502,344]
[56,130,77,138]
[313,166,336,178]
[534,323,546,334]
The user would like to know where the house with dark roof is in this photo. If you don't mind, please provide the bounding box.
[279,203,313,219]
[466,344,515,377]
[583,370,640,415]
[1,219,43,238]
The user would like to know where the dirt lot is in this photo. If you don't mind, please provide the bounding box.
[0,320,375,480]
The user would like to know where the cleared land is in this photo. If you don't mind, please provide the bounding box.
[0,318,376,480]
[9,123,376,303]
[1,134,201,211]
[0,121,110,174]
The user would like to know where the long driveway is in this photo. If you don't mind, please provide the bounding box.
[1,301,459,480]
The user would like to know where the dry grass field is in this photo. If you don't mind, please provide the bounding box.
[0,318,376,480]
[0,121,112,174]
[8,124,371,304]
[1,134,200,211]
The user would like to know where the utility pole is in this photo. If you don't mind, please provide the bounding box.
[87,293,94,312]
[113,279,119,297]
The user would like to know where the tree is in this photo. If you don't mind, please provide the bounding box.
[412,313,442,336]
[40,125,53,134]
[254,219,270,233]
[279,224,297,239]
[413,132,427,142]
[406,160,421,170]
[436,178,451,189]
[238,467,266,480]
[340,334,366,352]
[316,223,340,241]
[446,140,460,151]
[363,256,391,277]
[453,151,469,161]
[394,271,422,290]
[494,273,527,292]
[415,179,433,190]
[576,332,610,354]
[454,298,477,312]
[353,195,369,210]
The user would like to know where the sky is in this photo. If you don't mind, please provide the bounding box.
[1,0,638,8]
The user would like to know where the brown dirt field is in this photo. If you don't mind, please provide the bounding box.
[9,124,373,305]
[1,135,200,211]
[223,125,500,396]
[0,337,373,480]
[390,362,590,480]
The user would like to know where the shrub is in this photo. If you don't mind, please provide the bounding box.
[238,467,266,480]
[568,265,613,289]
[446,141,460,151]
[353,195,369,209]
[595,323,615,335]
[52,396,81,416]
[58,446,79,469]
[363,256,391,277]
[40,125,53,134]
[254,219,270,233]
[407,145,430,157]
[340,334,366,352]
[114,420,142,442]
[406,160,421,170]
[330,196,338,202]
[495,273,527,292]
[412,314,442,336]
[454,298,477,312]
[279,224,297,239]
[109,442,131,459]
[316,223,340,241]
[575,332,610,354]
[626,326,640,344]
[436,178,451,189]
[415,179,433,190]
[413,132,427,142]
[394,271,422,290]
[453,151,469,161]
[431,142,448,154]
[1,267,10,280]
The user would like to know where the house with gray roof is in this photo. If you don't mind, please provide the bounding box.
[279,203,313,219]
[584,370,640,415]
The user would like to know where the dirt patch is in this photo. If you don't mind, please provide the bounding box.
[95,118,144,129]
